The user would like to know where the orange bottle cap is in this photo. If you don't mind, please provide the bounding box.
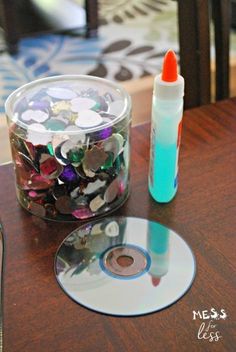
[161,50,178,82]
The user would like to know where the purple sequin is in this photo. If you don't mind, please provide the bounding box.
[59,165,78,182]
[30,100,50,110]
[99,127,113,140]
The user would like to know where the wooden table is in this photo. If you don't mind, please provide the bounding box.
[0,98,236,352]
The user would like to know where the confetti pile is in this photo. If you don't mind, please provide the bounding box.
[7,75,131,221]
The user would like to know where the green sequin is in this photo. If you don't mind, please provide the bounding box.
[101,152,113,170]
[67,148,84,163]
[114,155,121,172]
[47,143,54,156]
[91,102,101,111]
[44,119,66,131]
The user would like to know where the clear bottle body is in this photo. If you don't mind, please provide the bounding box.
[148,97,183,203]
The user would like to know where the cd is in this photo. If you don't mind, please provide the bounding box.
[55,217,196,316]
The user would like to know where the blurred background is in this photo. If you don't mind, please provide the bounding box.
[0,0,185,113]
[0,0,236,163]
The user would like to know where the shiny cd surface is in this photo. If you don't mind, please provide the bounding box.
[55,217,196,316]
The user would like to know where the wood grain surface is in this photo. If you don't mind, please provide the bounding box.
[0,98,236,351]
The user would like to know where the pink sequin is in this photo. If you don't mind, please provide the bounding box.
[119,181,126,194]
[72,208,93,219]
[30,174,55,190]
[28,191,38,198]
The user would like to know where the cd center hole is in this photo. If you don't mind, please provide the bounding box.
[116,255,134,267]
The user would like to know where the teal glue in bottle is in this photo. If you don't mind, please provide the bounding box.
[148,50,185,203]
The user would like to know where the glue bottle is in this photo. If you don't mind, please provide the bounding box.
[148,49,185,203]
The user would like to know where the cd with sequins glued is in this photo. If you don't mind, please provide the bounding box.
[54,217,196,316]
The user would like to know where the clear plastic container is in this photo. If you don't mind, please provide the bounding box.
[5,75,131,221]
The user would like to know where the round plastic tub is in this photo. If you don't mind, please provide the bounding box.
[5,75,131,221]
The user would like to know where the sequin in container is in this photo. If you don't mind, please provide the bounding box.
[5,75,132,221]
